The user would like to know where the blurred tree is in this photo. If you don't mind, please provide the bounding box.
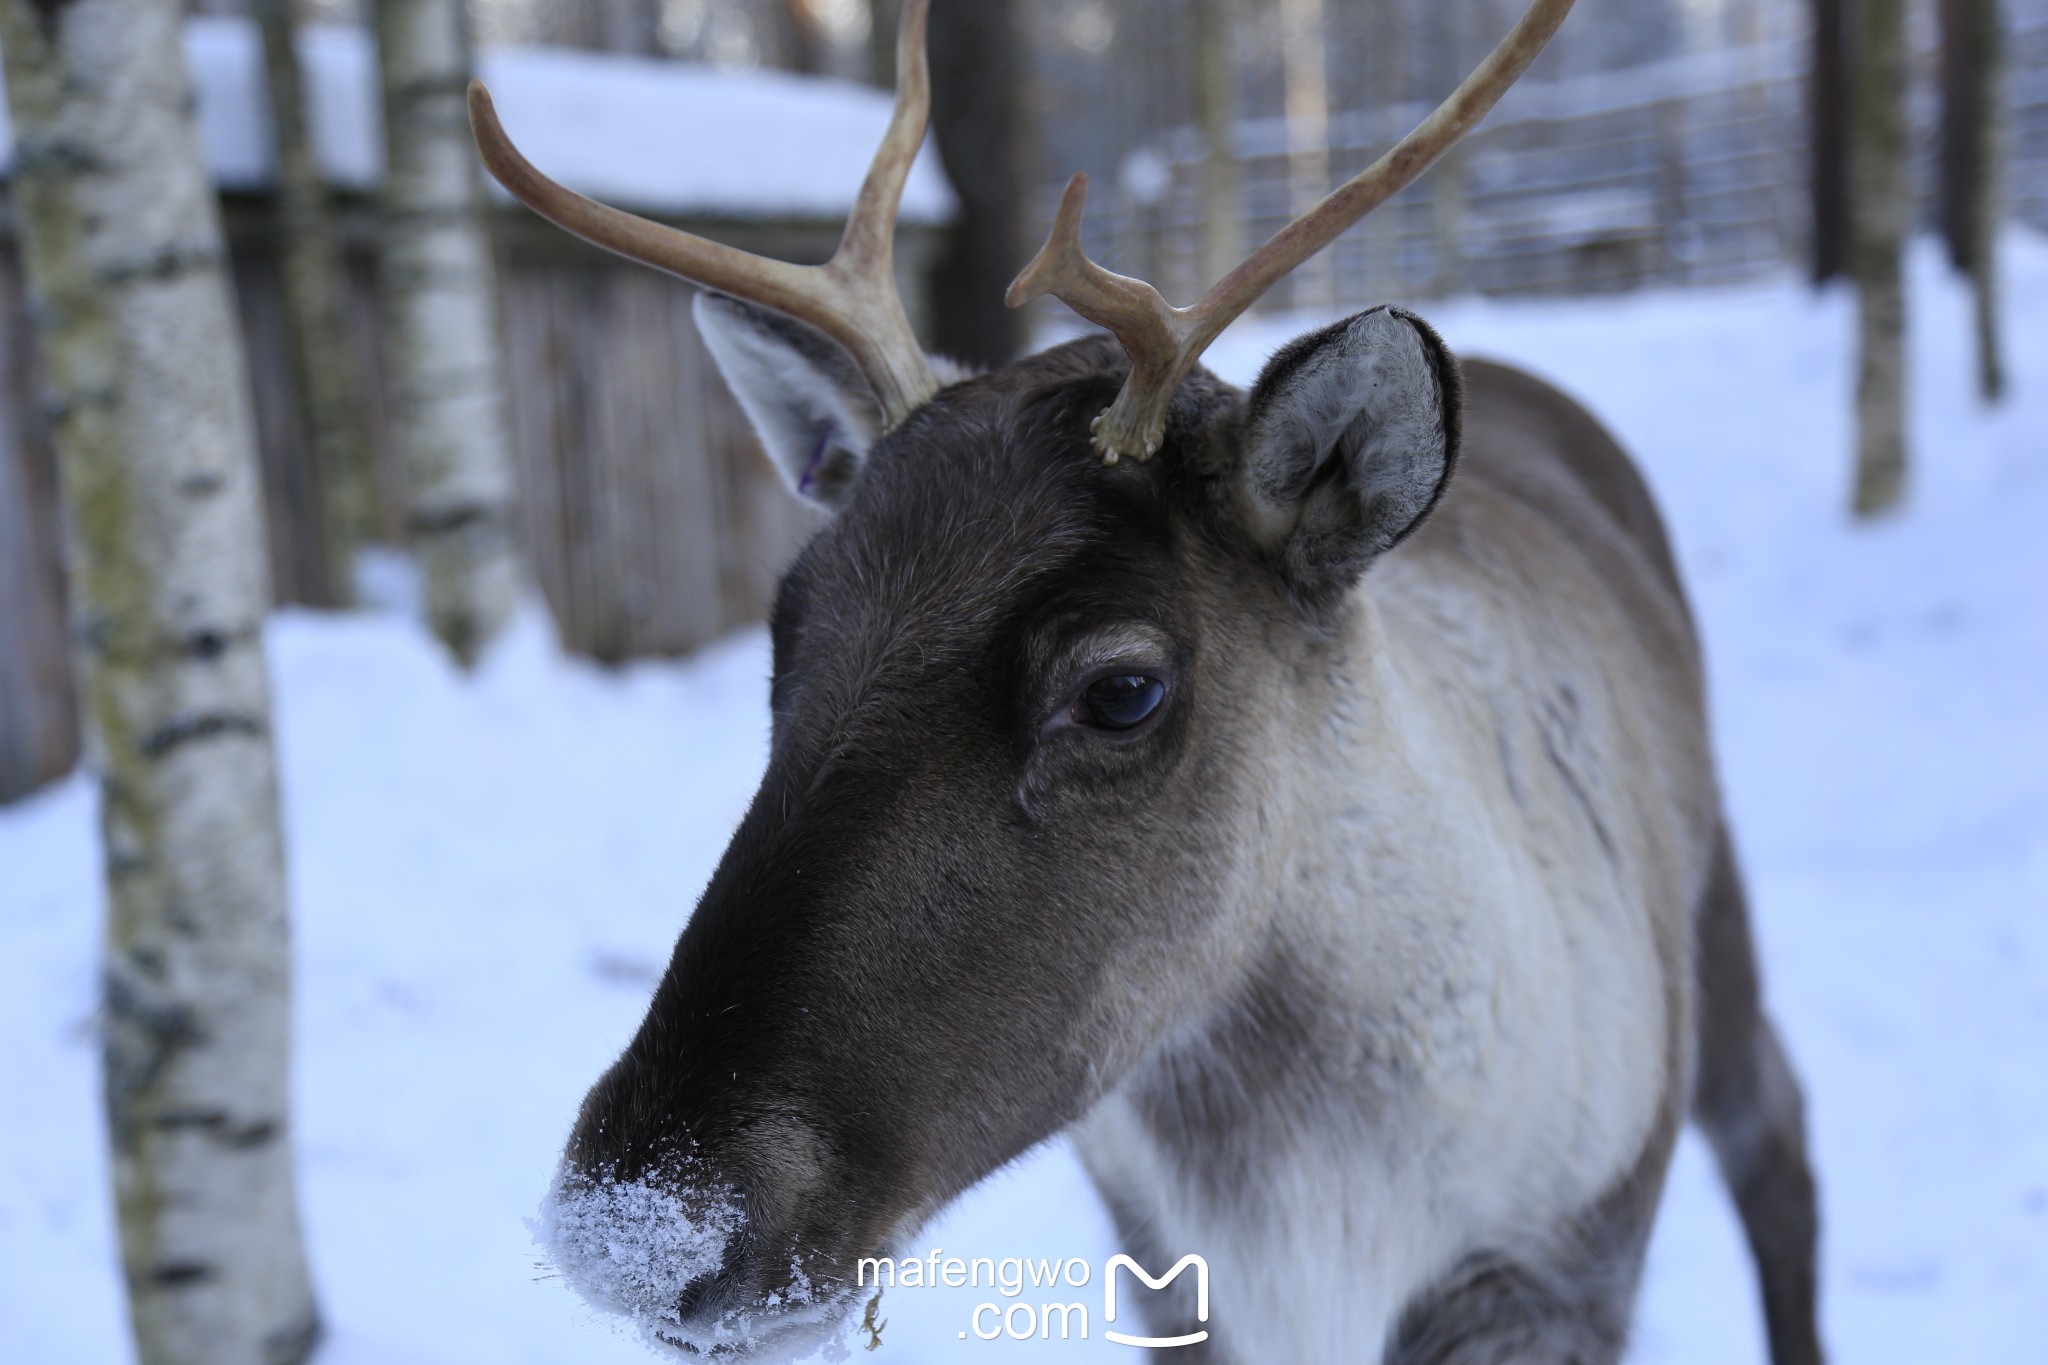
[0,0,322,1360]
[374,0,523,662]
[1426,0,1470,296]
[761,0,827,71]
[1809,0,1849,283]
[254,0,376,604]
[927,0,1026,366]
[1194,0,1241,293]
[1850,0,1908,516]
[538,0,661,53]
[1940,0,2005,401]
[1280,0,1332,309]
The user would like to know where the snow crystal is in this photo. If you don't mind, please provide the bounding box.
[530,1164,869,1359]
[530,1164,744,1348]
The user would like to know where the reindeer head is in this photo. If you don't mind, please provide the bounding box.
[472,1,1571,1354]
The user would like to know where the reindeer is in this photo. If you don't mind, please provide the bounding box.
[469,1,1823,1360]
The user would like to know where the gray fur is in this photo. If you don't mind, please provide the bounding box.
[692,294,886,509]
[1240,307,1458,601]
[550,316,1822,1365]
[1693,826,1825,1365]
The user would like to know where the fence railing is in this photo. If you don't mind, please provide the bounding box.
[1087,12,2048,311]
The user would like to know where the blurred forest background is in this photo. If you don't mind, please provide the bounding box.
[2,0,2043,807]
[1,4,2044,1364]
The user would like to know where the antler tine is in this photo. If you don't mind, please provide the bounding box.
[468,0,939,428]
[1005,174,1194,465]
[1010,0,1577,462]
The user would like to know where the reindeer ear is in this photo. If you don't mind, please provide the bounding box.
[693,294,886,511]
[1238,306,1463,605]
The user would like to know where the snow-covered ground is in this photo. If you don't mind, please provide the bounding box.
[0,21,958,222]
[4,234,2045,1364]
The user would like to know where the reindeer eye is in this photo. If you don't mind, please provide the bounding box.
[1077,675,1164,730]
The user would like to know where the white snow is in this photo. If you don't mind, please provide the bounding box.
[472,42,956,225]
[530,1164,743,1353]
[2,231,2045,1363]
[0,19,957,223]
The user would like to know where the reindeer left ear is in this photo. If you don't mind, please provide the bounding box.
[1238,306,1463,604]
[693,294,886,511]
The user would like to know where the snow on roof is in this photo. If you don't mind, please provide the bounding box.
[0,17,956,225]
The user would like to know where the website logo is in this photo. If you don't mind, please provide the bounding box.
[855,1248,1212,1348]
[1103,1254,1209,1349]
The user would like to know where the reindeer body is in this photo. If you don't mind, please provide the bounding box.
[471,4,1821,1358]
[523,327,1820,1365]
[1072,358,1714,1362]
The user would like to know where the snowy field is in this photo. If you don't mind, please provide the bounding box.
[3,234,2045,1364]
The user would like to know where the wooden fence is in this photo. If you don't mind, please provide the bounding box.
[1099,13,2048,309]
[2018,8,2048,227]
[7,15,2048,805]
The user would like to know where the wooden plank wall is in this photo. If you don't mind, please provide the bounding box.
[498,234,824,664]
[0,211,860,803]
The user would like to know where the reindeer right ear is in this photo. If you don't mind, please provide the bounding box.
[1236,306,1463,608]
[693,294,886,511]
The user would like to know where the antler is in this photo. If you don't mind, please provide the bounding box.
[1008,0,1577,463]
[468,0,940,428]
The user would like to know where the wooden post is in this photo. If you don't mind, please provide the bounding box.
[1280,0,1333,311]
[1809,0,1850,284]
[927,0,1027,365]
[1193,0,1241,295]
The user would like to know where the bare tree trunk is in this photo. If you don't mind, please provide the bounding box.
[927,0,1025,366]
[1939,0,2005,402]
[255,0,375,604]
[759,0,826,72]
[0,1,321,1361]
[1850,0,1908,517]
[1193,0,1241,293]
[374,0,521,663]
[1280,0,1332,310]
[1809,0,1850,284]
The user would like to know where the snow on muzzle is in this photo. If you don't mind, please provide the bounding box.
[531,1156,865,1358]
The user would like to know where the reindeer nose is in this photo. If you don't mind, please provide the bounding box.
[673,1265,725,1321]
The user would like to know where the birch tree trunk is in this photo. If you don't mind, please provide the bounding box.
[255,0,375,604]
[1939,0,2005,402]
[375,0,521,663]
[0,1,321,1361]
[1850,0,1909,517]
